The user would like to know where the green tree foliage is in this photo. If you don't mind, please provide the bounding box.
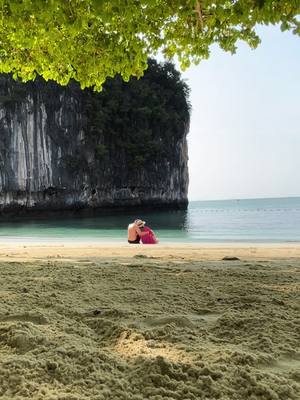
[0,0,299,89]
[84,58,190,168]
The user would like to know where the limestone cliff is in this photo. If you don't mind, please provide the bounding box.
[0,61,189,215]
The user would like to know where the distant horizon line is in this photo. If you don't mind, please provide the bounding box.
[189,195,300,202]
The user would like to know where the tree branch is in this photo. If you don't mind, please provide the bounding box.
[195,0,204,30]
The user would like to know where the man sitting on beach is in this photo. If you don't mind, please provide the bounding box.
[128,219,149,244]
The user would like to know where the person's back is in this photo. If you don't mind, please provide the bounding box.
[140,226,158,244]
[128,219,149,244]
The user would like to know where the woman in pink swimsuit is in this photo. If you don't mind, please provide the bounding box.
[140,226,158,244]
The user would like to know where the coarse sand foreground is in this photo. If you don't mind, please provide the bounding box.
[0,243,299,399]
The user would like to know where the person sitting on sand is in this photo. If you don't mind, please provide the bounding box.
[140,225,158,244]
[127,219,149,244]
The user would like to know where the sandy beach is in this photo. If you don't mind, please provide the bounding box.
[0,243,299,399]
[1,241,300,262]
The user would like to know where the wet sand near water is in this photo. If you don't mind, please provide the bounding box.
[0,243,299,399]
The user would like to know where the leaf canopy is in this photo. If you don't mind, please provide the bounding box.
[0,0,299,90]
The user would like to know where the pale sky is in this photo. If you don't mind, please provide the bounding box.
[181,26,300,201]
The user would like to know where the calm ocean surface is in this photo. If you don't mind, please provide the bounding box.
[0,197,299,243]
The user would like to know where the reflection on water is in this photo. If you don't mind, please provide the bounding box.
[0,208,189,241]
[0,197,299,243]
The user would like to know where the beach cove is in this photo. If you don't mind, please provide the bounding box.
[0,243,299,399]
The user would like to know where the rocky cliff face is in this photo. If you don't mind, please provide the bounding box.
[0,66,189,215]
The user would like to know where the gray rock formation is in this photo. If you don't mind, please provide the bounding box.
[0,71,189,215]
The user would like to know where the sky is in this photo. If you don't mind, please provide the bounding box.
[180,26,300,201]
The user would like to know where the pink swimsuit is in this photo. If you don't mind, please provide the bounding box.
[141,226,158,244]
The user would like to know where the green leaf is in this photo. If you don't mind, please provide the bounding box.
[0,0,299,88]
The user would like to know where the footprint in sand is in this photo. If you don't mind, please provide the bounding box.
[0,313,48,325]
[261,353,300,377]
[144,315,196,329]
[188,309,222,325]
[192,313,221,324]
[142,312,222,329]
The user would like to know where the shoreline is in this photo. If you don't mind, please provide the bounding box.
[0,235,299,245]
[0,237,300,245]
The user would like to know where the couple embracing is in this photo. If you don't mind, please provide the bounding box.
[128,219,158,244]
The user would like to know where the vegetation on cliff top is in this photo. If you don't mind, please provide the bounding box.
[0,0,299,90]
[84,58,190,169]
[0,59,189,172]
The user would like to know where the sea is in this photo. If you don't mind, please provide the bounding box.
[0,197,299,243]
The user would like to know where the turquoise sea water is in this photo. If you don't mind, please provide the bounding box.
[0,197,299,243]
